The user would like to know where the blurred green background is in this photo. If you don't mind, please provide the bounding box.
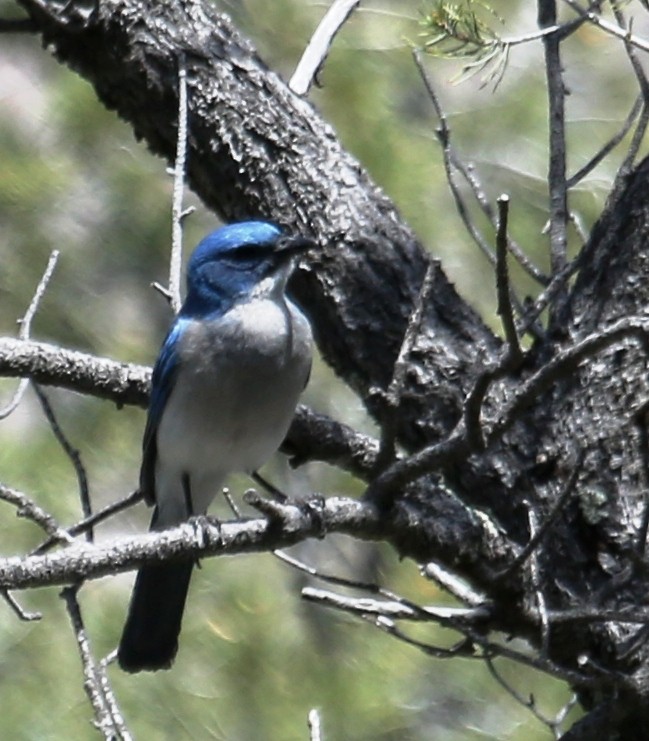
[1,0,647,738]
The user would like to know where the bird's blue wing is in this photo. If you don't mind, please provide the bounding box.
[139,319,187,505]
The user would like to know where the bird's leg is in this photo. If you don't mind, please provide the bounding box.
[252,471,287,502]
[181,472,194,517]
[181,472,203,568]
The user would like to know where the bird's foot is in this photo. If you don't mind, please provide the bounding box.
[186,514,221,568]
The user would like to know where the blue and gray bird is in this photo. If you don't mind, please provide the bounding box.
[118,221,313,673]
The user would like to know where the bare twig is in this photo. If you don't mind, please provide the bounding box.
[302,586,488,625]
[463,368,495,451]
[539,1,569,322]
[19,250,60,340]
[484,656,568,739]
[517,256,579,336]
[289,0,361,96]
[0,250,59,420]
[526,504,551,656]
[276,548,491,628]
[308,708,322,741]
[451,154,549,286]
[96,654,131,739]
[32,384,92,540]
[412,49,543,339]
[567,94,642,188]
[563,0,649,54]
[422,561,487,607]
[375,260,435,472]
[305,586,590,685]
[1,589,41,621]
[495,195,523,363]
[33,490,143,555]
[609,1,649,186]
[0,482,73,543]
[169,53,189,314]
[61,586,132,741]
[413,49,496,269]
[500,452,584,578]
[366,429,469,508]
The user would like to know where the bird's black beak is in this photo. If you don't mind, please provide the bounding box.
[275,234,316,258]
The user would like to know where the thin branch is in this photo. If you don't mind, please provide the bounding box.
[526,503,551,656]
[61,587,132,741]
[0,482,73,544]
[19,250,60,340]
[421,561,487,607]
[450,154,549,286]
[169,53,189,314]
[32,384,92,539]
[307,709,322,741]
[412,49,541,336]
[302,586,489,625]
[516,256,579,336]
[306,586,649,627]
[609,1,649,184]
[413,49,496,269]
[33,490,143,556]
[413,52,548,289]
[0,250,59,420]
[96,654,131,739]
[495,195,523,363]
[539,0,569,321]
[566,94,643,188]
[375,260,435,472]
[500,451,584,578]
[366,430,469,509]
[277,548,491,627]
[563,0,649,53]
[289,0,361,96]
[484,656,566,739]
[1,589,41,621]
[305,586,591,685]
[0,378,30,422]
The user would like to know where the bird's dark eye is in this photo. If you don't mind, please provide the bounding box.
[227,244,267,262]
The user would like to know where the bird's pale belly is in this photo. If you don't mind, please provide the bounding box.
[162,364,302,474]
[153,297,311,522]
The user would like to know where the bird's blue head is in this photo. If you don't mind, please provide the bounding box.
[180,221,311,319]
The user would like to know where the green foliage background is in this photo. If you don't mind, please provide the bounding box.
[0,0,646,738]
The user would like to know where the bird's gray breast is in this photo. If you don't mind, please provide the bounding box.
[157,296,312,476]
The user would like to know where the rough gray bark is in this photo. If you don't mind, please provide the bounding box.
[6,0,649,735]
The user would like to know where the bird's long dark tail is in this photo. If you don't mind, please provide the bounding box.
[117,558,194,673]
